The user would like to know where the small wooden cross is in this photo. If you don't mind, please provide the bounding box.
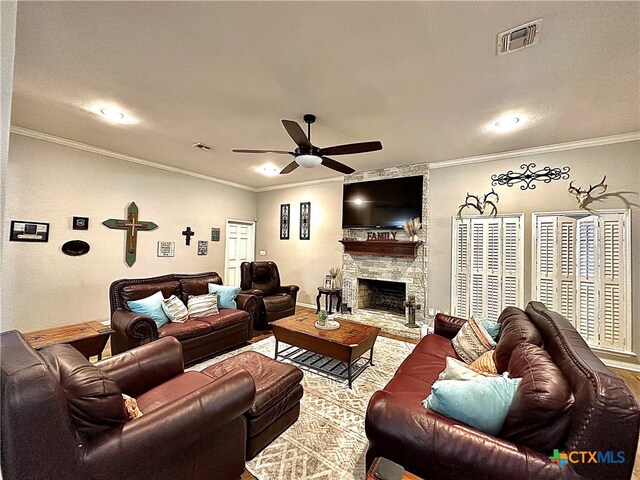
[103,202,158,267]
[182,227,195,246]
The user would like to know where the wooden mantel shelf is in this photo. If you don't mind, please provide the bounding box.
[339,240,423,258]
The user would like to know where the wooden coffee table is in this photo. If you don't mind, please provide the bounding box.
[271,316,381,388]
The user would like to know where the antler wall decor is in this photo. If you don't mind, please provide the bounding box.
[568,176,607,209]
[491,163,570,190]
[457,189,499,219]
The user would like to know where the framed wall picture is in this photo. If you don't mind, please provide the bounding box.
[9,220,49,242]
[280,203,290,240]
[300,202,310,240]
[157,241,175,257]
[72,216,89,230]
[211,228,220,242]
[324,275,333,288]
[198,240,208,255]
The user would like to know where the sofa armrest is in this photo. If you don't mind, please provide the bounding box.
[434,313,467,339]
[277,285,300,304]
[241,289,264,298]
[366,390,563,480]
[84,368,256,477]
[96,337,184,397]
[110,308,158,355]
[236,293,257,338]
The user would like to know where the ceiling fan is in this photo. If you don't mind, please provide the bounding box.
[232,114,382,175]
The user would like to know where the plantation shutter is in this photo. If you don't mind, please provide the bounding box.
[535,216,558,309]
[470,219,487,317]
[502,216,521,310]
[576,216,598,343]
[452,219,471,317]
[557,217,577,322]
[599,213,626,350]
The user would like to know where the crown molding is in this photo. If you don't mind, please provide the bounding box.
[255,176,344,192]
[10,126,258,192]
[429,131,640,169]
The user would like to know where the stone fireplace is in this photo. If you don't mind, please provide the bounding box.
[341,163,429,323]
[358,279,406,314]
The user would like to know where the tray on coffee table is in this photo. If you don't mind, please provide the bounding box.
[271,316,381,388]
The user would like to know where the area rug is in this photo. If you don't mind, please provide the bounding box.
[189,335,416,480]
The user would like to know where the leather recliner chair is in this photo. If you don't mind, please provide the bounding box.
[0,330,255,480]
[240,261,299,329]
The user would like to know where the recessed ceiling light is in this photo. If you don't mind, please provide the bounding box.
[257,164,280,176]
[490,114,527,133]
[99,106,125,123]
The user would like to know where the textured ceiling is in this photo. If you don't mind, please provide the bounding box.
[11,1,639,188]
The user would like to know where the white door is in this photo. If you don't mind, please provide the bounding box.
[224,220,255,286]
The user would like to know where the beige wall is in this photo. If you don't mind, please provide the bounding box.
[429,140,640,362]
[2,134,257,331]
[1,1,17,328]
[255,180,344,307]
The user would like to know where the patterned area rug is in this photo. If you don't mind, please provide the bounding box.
[189,335,415,480]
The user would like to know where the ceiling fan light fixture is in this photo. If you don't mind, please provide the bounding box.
[296,154,322,168]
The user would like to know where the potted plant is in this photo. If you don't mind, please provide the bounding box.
[317,309,328,327]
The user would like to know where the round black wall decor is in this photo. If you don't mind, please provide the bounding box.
[62,240,90,256]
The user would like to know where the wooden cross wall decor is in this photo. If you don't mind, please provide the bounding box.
[182,227,195,246]
[102,202,158,267]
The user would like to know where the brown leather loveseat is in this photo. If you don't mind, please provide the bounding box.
[365,301,640,480]
[0,331,255,480]
[109,272,257,364]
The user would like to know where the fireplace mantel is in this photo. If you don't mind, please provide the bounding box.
[339,240,423,258]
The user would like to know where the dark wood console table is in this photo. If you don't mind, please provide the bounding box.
[339,240,422,258]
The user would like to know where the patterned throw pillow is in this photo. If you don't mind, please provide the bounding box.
[451,316,497,364]
[470,350,498,374]
[187,293,219,319]
[122,394,143,420]
[162,295,188,323]
[439,357,488,381]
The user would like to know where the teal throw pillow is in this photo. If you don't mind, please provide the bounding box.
[127,291,170,328]
[476,315,501,340]
[208,283,241,309]
[423,374,521,435]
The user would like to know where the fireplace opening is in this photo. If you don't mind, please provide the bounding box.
[358,279,406,315]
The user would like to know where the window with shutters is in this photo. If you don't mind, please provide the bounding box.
[451,215,524,319]
[533,210,631,352]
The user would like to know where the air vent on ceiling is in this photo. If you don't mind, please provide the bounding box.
[497,19,541,55]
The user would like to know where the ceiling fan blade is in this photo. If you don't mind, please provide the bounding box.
[232,149,293,155]
[321,156,355,175]
[282,120,311,148]
[280,160,300,174]
[321,141,382,156]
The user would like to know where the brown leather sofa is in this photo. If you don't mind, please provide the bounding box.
[240,261,299,329]
[1,331,255,480]
[109,272,258,365]
[365,301,640,480]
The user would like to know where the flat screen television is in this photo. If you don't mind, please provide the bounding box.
[342,175,423,229]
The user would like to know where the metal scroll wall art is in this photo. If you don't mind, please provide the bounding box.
[457,189,499,219]
[491,163,570,190]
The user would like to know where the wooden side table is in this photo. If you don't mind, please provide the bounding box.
[23,320,113,360]
[366,457,423,480]
[316,287,342,314]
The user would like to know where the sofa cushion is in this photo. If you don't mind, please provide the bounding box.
[180,275,222,303]
[40,344,128,437]
[451,316,496,363]
[120,280,180,305]
[208,283,241,309]
[136,371,214,413]
[158,319,212,341]
[162,295,188,323]
[500,342,574,452]
[187,293,219,319]
[494,309,544,373]
[196,309,249,331]
[263,294,294,313]
[128,291,170,328]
